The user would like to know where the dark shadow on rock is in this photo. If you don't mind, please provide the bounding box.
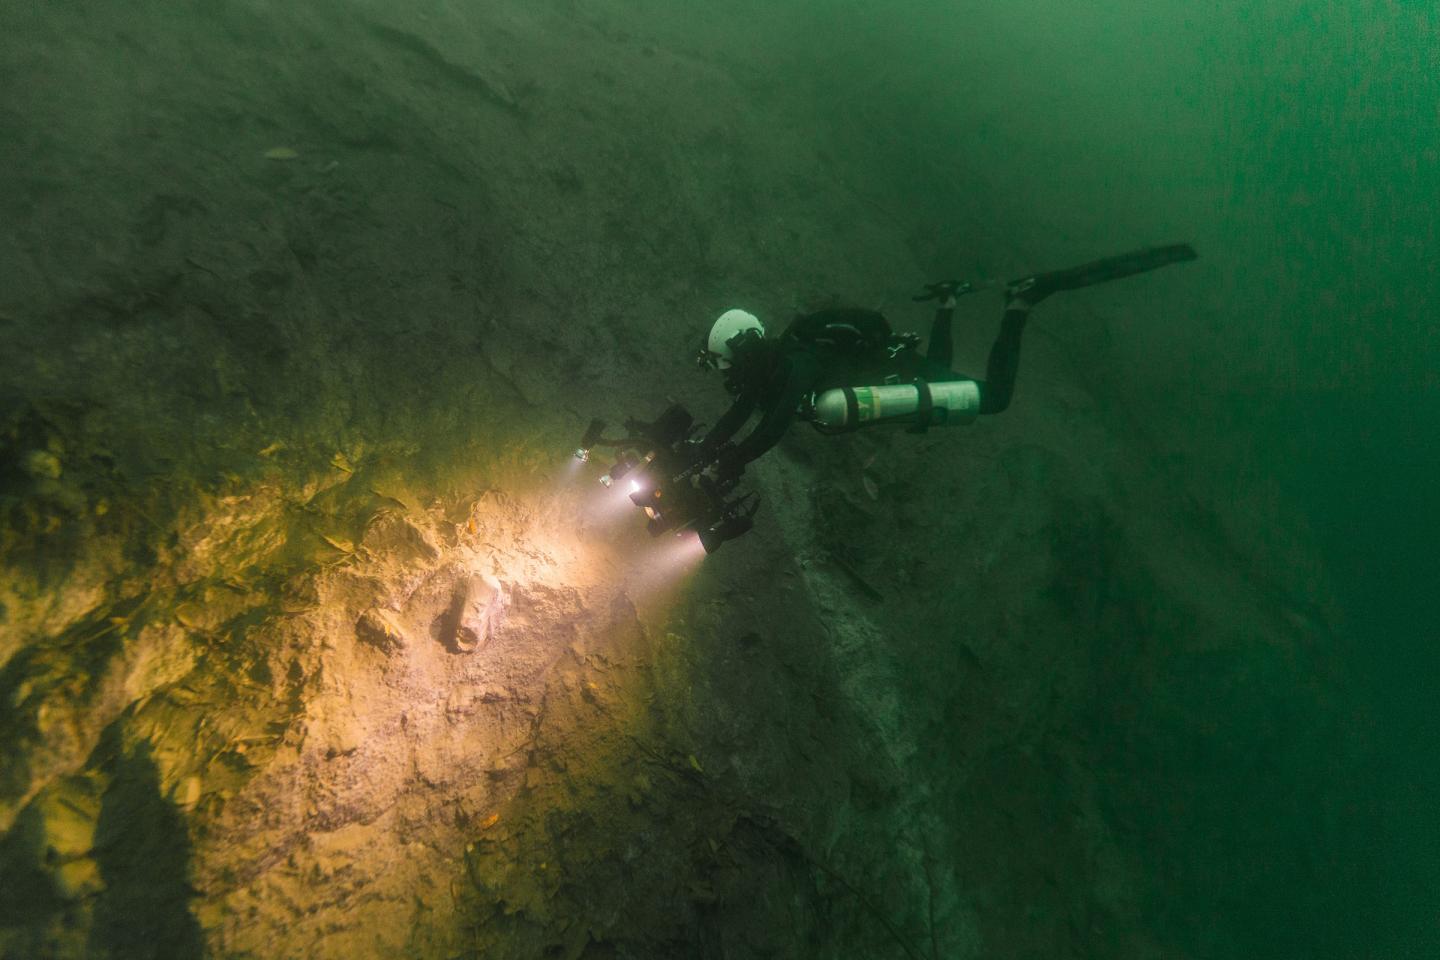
[0,597,142,808]
[0,797,66,958]
[87,732,204,960]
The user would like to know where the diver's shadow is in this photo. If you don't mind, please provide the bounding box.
[87,731,204,960]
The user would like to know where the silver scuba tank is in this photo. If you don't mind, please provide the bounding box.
[808,379,981,433]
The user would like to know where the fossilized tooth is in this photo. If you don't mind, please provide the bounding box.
[438,573,505,653]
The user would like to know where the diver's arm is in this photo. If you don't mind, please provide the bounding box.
[703,389,758,450]
[975,302,1031,415]
[696,385,766,472]
[727,353,819,469]
[925,294,958,370]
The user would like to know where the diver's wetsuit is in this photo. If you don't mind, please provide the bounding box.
[701,243,1197,475]
[923,297,1034,415]
[703,301,1033,472]
[704,344,823,471]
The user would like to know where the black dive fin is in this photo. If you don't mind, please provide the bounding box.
[1007,242,1197,300]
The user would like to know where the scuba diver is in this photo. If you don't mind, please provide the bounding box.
[688,243,1198,481]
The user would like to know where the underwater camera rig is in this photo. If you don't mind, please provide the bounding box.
[575,404,759,554]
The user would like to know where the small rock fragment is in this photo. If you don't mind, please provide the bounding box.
[362,512,439,561]
[357,608,407,652]
[175,775,203,809]
[22,449,62,480]
[55,859,103,900]
[402,519,441,561]
[626,773,651,808]
[324,716,362,758]
[320,533,355,554]
[175,602,206,631]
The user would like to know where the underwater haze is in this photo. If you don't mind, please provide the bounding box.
[954,1,1440,953]
[1,0,1434,958]
[820,1,1439,955]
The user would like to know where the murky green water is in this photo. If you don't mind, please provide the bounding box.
[1,2,1433,957]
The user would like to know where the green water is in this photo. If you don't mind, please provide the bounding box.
[770,2,1439,949]
[878,2,1439,954]
[1,0,1434,957]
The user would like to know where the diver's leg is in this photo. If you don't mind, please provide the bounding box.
[974,243,1200,414]
[924,298,957,369]
[1006,242,1196,299]
[976,298,1035,415]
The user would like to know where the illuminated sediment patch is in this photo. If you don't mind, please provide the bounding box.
[161,474,704,955]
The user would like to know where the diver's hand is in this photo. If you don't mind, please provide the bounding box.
[680,437,715,469]
[701,444,742,488]
[681,445,735,494]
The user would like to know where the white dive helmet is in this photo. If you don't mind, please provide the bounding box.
[706,309,765,370]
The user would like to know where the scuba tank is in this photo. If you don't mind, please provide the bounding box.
[808,379,981,434]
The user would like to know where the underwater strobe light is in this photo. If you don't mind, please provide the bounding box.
[575,419,607,464]
[571,402,762,553]
[600,451,640,488]
[699,515,753,554]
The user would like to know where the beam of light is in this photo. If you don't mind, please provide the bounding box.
[626,530,707,602]
[558,454,587,483]
[527,454,707,595]
[582,477,647,525]
[662,530,707,566]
